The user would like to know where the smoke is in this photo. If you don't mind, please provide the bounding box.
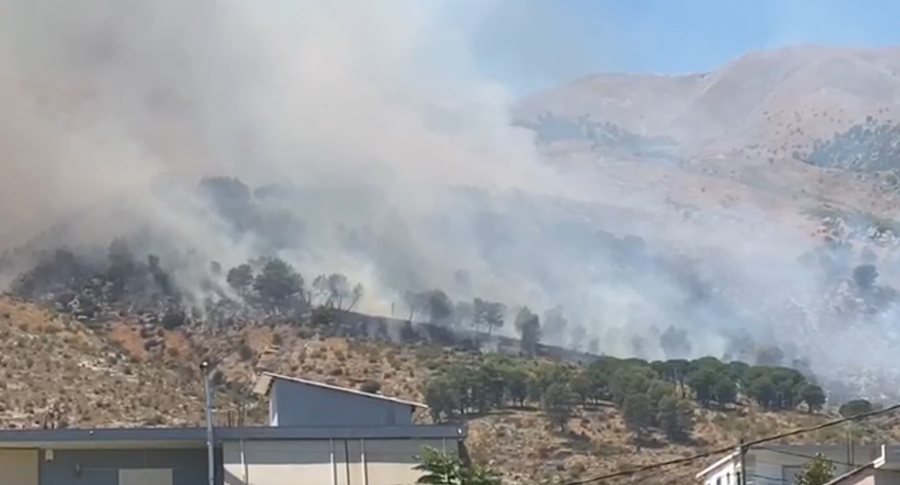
[1,0,898,401]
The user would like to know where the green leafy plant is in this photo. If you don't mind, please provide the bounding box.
[415,447,501,485]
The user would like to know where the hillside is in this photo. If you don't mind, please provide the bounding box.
[517,46,900,154]
[2,295,899,484]
[516,45,900,221]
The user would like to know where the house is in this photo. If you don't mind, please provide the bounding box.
[697,444,888,485]
[252,372,425,427]
[824,445,900,485]
[0,372,465,485]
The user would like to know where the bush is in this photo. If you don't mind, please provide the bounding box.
[272,333,284,346]
[839,399,873,418]
[359,380,382,394]
[161,310,187,330]
[801,384,826,413]
[238,343,254,361]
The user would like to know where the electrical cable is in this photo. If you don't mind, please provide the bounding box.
[560,402,900,484]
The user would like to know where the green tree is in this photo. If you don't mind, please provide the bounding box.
[424,377,458,422]
[311,273,354,309]
[475,361,507,411]
[473,298,505,335]
[661,359,690,398]
[839,399,873,418]
[541,383,577,432]
[506,367,529,407]
[569,370,594,404]
[657,395,694,442]
[609,365,656,406]
[622,393,654,441]
[794,454,835,485]
[415,447,502,485]
[713,375,738,407]
[528,363,571,402]
[226,264,254,293]
[254,258,304,310]
[801,384,826,413]
[747,375,777,409]
[727,361,750,388]
[647,380,676,421]
[686,367,718,407]
[744,366,807,410]
[583,360,613,401]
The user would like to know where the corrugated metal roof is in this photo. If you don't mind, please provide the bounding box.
[253,371,428,409]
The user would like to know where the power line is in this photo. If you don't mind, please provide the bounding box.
[561,403,900,485]
[755,448,900,476]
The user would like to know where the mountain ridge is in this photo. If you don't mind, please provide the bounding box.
[516,45,900,155]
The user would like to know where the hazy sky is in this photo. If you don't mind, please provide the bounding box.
[472,0,900,92]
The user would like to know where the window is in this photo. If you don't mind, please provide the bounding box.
[727,472,731,484]
[717,478,721,485]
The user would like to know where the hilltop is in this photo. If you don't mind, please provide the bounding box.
[516,45,900,221]
[517,45,900,154]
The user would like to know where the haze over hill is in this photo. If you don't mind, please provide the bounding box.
[3,0,900,404]
[518,45,900,154]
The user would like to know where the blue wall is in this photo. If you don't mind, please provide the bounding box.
[40,448,221,485]
[272,380,414,427]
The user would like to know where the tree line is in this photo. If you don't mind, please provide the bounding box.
[424,353,829,444]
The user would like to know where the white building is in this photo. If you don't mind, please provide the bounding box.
[697,444,886,485]
[0,372,465,485]
[825,445,900,485]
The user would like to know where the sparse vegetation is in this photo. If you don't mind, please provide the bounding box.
[802,118,900,172]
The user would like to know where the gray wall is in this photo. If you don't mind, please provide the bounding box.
[40,448,220,485]
[271,380,414,427]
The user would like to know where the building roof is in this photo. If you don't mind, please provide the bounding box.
[823,464,874,485]
[0,424,465,449]
[253,372,428,409]
[695,451,739,478]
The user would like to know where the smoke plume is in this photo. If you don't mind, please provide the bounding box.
[1,0,898,402]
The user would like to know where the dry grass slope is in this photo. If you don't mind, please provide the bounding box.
[3,296,900,484]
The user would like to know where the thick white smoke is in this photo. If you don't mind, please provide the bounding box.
[0,0,897,402]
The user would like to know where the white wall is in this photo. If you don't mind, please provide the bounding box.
[700,447,876,485]
[702,459,738,485]
[223,438,451,485]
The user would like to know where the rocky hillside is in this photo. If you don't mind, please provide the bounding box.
[517,45,900,221]
[517,46,900,155]
[3,294,900,484]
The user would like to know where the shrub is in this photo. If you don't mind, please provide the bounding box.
[839,399,873,418]
[238,343,254,361]
[359,380,382,394]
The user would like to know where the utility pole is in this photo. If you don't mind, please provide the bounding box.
[739,439,748,485]
[201,361,215,485]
